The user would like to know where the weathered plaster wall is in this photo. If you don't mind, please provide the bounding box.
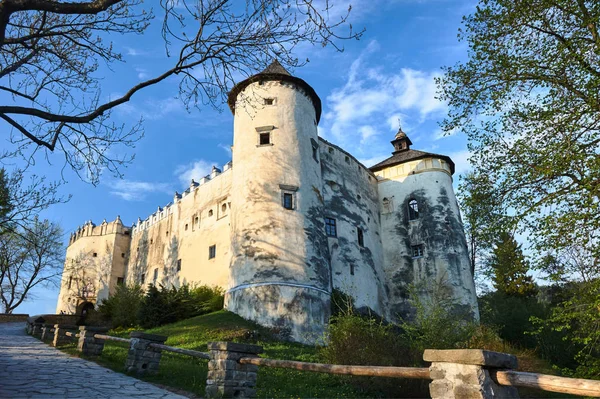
[319,139,389,317]
[56,219,131,314]
[227,80,331,343]
[375,158,479,320]
[127,167,232,291]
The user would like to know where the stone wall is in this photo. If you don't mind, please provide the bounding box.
[0,313,29,322]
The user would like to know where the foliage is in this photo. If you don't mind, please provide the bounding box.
[439,0,600,265]
[531,279,600,378]
[137,283,224,329]
[479,291,547,349]
[400,283,477,354]
[0,217,63,313]
[487,232,537,297]
[458,171,504,276]
[1,0,362,184]
[0,169,11,223]
[97,284,144,328]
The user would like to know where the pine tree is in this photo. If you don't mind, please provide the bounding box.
[488,232,537,297]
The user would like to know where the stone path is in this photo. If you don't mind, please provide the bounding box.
[0,323,189,398]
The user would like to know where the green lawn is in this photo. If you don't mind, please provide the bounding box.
[60,311,364,398]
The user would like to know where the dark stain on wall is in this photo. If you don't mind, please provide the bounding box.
[304,205,331,288]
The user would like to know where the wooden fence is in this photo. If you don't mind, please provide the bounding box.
[27,320,600,399]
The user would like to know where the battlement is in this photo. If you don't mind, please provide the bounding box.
[131,161,232,235]
[68,216,131,246]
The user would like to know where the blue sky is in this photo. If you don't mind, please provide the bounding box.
[11,0,478,315]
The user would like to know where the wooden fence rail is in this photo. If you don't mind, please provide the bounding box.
[239,357,430,379]
[493,370,600,398]
[148,343,211,360]
[27,322,600,399]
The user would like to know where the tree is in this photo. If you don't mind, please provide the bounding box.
[438,0,600,267]
[0,167,65,236]
[0,218,63,313]
[487,232,537,297]
[1,0,362,184]
[458,171,504,276]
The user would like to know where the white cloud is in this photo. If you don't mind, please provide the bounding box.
[109,180,172,201]
[114,96,185,120]
[175,159,218,186]
[125,47,147,56]
[136,67,149,80]
[433,127,459,140]
[321,40,447,157]
[218,143,232,157]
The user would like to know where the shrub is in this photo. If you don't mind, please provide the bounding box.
[97,284,144,328]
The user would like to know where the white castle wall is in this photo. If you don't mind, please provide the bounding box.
[376,158,479,320]
[127,166,232,290]
[318,139,389,317]
[227,80,331,343]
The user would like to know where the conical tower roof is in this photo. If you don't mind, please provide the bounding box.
[227,60,322,123]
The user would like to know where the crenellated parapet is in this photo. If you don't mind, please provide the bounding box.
[130,161,232,236]
[68,216,131,246]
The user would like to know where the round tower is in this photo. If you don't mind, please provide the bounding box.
[372,128,479,321]
[226,61,331,343]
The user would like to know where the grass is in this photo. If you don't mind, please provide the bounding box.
[59,311,361,398]
[56,311,583,398]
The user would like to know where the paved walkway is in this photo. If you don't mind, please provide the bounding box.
[0,323,189,398]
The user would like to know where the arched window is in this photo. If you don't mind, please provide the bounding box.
[408,199,419,220]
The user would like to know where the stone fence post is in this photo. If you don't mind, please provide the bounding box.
[424,349,520,399]
[52,324,78,347]
[77,326,109,356]
[40,324,54,341]
[31,322,44,338]
[205,341,263,399]
[125,332,167,375]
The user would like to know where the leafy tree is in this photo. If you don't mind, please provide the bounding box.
[488,232,537,297]
[1,0,362,184]
[438,0,600,267]
[458,171,504,276]
[0,217,63,313]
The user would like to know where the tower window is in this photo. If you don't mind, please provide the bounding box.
[153,268,158,282]
[209,245,216,259]
[311,138,319,162]
[345,155,350,163]
[177,259,182,272]
[357,228,364,247]
[92,252,97,257]
[412,244,424,258]
[259,132,271,145]
[283,193,294,210]
[185,224,188,231]
[208,209,213,217]
[117,277,124,285]
[328,147,334,154]
[264,98,274,105]
[222,203,227,212]
[141,273,145,283]
[408,199,419,220]
[150,238,153,244]
[325,217,337,237]
[121,253,125,258]
[350,264,355,275]
[68,276,72,289]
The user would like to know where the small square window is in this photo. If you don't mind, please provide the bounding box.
[264,98,274,105]
[121,253,125,258]
[357,228,364,247]
[412,245,424,258]
[177,259,182,272]
[259,132,271,145]
[283,193,294,210]
[208,209,213,217]
[117,277,124,285]
[92,252,97,257]
[209,245,216,259]
[345,156,350,163]
[328,147,334,154]
[325,217,337,237]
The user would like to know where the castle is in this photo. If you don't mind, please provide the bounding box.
[56,61,479,343]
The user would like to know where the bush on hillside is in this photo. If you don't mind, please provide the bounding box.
[97,283,144,328]
[138,283,224,329]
